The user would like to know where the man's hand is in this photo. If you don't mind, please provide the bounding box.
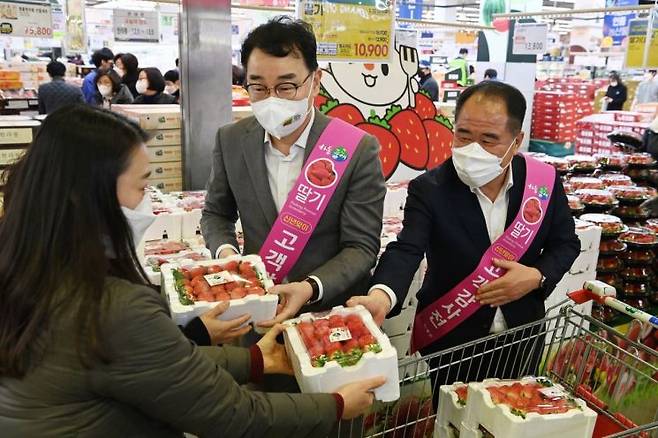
[346,290,392,326]
[258,281,313,327]
[199,302,252,345]
[218,247,238,260]
[476,259,542,307]
[256,324,293,375]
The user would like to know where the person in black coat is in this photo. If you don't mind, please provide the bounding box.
[605,71,628,111]
[114,53,140,99]
[349,82,580,403]
[133,68,177,105]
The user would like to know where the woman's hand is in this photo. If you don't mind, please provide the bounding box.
[336,377,387,419]
[256,324,293,375]
[199,302,251,345]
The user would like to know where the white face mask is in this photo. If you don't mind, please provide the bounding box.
[610,81,618,87]
[165,85,177,95]
[121,195,155,246]
[251,72,315,140]
[98,84,113,98]
[114,66,125,77]
[452,139,517,189]
[136,80,149,95]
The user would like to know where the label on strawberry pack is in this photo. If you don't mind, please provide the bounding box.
[539,386,567,400]
[204,271,234,286]
[329,327,352,342]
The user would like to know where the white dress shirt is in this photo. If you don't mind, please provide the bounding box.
[371,167,514,329]
[216,112,324,302]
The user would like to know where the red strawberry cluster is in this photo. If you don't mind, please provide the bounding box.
[174,261,265,304]
[307,159,336,187]
[486,381,577,417]
[317,90,454,180]
[297,313,381,368]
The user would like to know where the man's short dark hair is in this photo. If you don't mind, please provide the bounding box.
[241,16,318,73]
[455,81,527,134]
[142,67,166,93]
[164,70,179,83]
[484,68,498,79]
[46,61,66,78]
[91,48,114,68]
[459,48,469,55]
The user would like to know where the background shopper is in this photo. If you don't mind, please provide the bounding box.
[164,69,181,103]
[134,68,177,105]
[95,68,134,108]
[418,60,439,102]
[38,61,84,114]
[604,71,628,111]
[632,69,658,108]
[82,48,114,104]
[0,105,383,437]
[115,53,140,99]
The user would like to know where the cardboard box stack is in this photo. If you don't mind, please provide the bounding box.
[113,105,183,192]
[0,116,41,209]
[575,112,651,155]
[532,91,578,143]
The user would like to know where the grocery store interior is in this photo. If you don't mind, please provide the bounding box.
[0,0,658,437]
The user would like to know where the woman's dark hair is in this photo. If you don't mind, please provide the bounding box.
[95,67,122,94]
[142,67,166,93]
[164,69,179,83]
[0,105,150,378]
[241,16,318,72]
[113,53,124,64]
[455,81,527,134]
[120,53,139,76]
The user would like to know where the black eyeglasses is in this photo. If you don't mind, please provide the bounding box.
[244,72,314,100]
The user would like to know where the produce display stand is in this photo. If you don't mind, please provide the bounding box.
[331,281,658,438]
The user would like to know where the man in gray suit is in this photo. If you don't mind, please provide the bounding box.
[201,17,393,327]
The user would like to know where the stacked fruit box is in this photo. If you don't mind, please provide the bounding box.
[438,377,597,438]
[113,105,182,192]
[284,305,400,402]
[531,91,578,143]
[0,116,40,205]
[575,113,651,155]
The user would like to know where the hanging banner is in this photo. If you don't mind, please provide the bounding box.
[512,22,548,55]
[65,0,85,52]
[297,0,395,62]
[603,0,638,46]
[648,9,658,68]
[0,1,52,38]
[625,18,647,69]
[113,9,159,43]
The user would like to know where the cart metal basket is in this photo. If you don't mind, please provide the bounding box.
[334,294,658,438]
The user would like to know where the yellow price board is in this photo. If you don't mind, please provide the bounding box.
[649,24,658,68]
[299,0,395,62]
[625,19,647,69]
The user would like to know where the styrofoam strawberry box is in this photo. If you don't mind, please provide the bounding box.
[459,377,597,438]
[143,246,211,286]
[161,255,277,327]
[283,305,400,402]
[435,382,469,437]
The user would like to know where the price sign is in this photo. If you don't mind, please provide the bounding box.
[113,9,159,43]
[512,23,548,55]
[0,2,52,39]
[625,18,648,68]
[298,0,395,62]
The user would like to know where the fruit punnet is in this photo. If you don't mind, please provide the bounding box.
[485,379,580,418]
[296,313,383,368]
[173,261,267,305]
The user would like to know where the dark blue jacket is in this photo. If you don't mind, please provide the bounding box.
[38,77,84,114]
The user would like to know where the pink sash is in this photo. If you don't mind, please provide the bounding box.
[411,155,556,352]
[259,118,365,282]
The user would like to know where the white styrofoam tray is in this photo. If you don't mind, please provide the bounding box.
[143,246,212,286]
[145,211,184,242]
[284,305,400,402]
[435,382,468,438]
[161,255,277,327]
[459,377,597,438]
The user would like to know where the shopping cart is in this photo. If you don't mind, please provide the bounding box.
[334,281,658,438]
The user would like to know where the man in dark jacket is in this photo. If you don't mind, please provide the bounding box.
[418,60,439,102]
[351,82,580,403]
[38,61,84,114]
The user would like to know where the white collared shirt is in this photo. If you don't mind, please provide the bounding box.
[370,167,514,327]
[471,166,514,333]
[216,112,325,302]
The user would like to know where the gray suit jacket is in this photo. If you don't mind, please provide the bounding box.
[201,110,385,307]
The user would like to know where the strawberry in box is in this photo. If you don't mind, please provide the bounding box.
[284,305,400,402]
[161,255,277,327]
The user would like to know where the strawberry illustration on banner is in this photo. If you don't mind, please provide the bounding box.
[317,44,454,181]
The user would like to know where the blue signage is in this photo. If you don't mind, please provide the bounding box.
[603,0,639,46]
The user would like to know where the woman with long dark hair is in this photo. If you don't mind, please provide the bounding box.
[0,105,382,436]
[604,71,628,111]
[115,53,140,98]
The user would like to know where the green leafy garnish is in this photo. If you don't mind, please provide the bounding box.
[337,348,364,367]
[173,270,194,305]
[368,344,383,354]
[511,408,527,419]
